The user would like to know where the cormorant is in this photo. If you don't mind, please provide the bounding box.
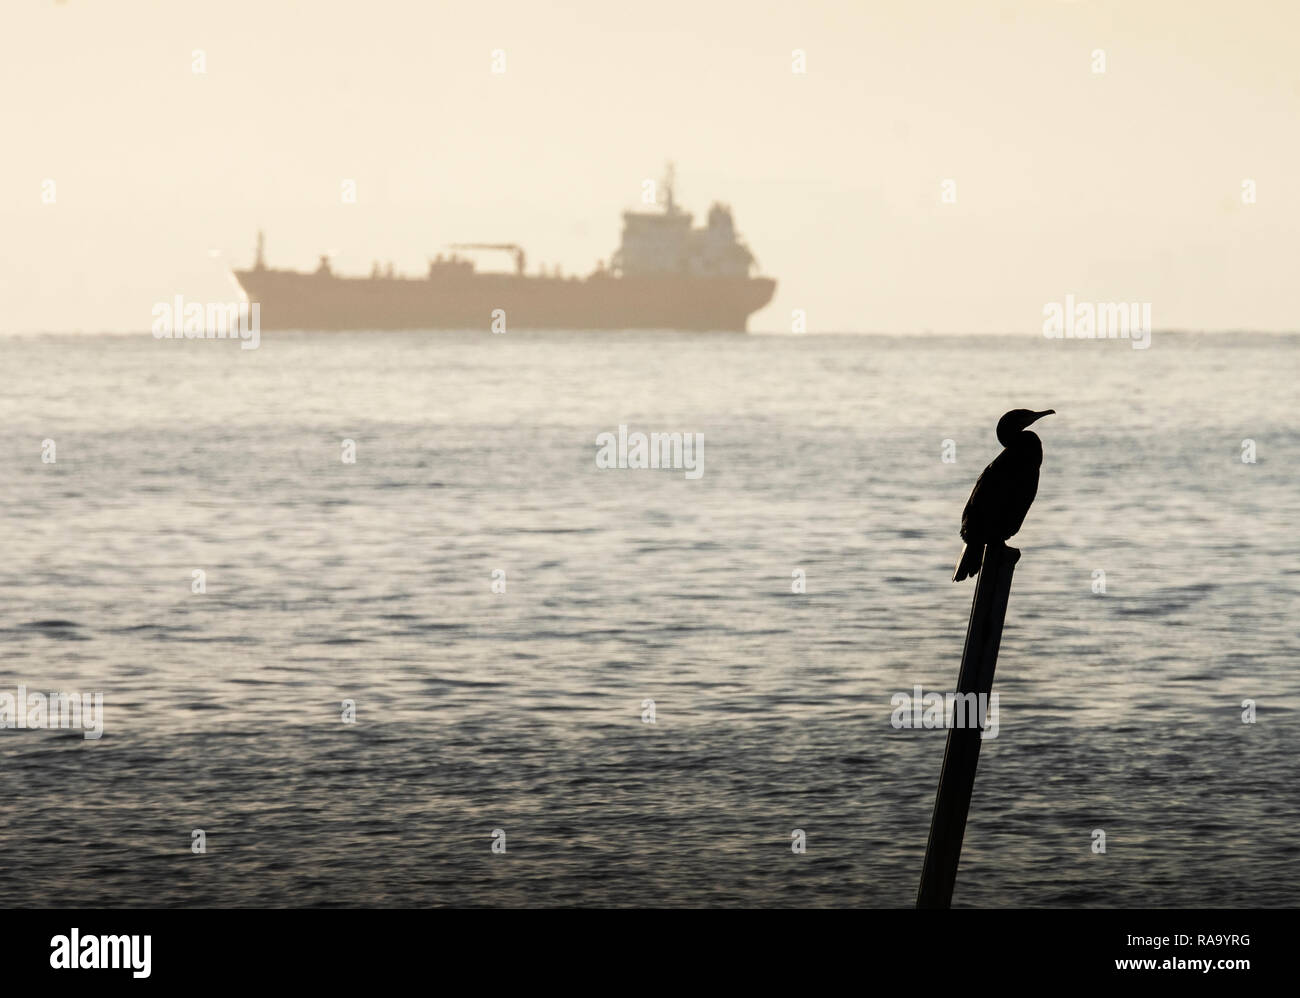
[952,409,1054,582]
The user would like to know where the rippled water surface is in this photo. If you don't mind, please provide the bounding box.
[1,330,1296,907]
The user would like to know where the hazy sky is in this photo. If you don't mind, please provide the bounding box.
[3,0,1297,333]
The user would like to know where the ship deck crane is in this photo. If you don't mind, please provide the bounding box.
[447,243,526,276]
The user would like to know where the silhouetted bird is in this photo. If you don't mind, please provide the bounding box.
[953,409,1055,582]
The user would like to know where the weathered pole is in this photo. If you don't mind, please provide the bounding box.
[917,541,1020,909]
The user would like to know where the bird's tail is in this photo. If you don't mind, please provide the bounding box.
[952,542,984,582]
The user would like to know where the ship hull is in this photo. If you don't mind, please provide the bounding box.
[232,270,776,332]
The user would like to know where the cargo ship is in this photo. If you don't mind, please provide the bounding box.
[232,170,776,332]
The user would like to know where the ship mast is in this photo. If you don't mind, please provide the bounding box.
[663,161,676,213]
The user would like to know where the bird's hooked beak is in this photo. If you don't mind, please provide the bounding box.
[1029,409,1055,424]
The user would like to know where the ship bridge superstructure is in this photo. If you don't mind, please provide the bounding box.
[611,169,759,279]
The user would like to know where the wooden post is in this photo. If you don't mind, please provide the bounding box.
[916,541,1020,909]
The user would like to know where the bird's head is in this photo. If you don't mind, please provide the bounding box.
[997,408,1055,446]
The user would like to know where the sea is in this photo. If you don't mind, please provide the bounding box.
[1,329,1296,907]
